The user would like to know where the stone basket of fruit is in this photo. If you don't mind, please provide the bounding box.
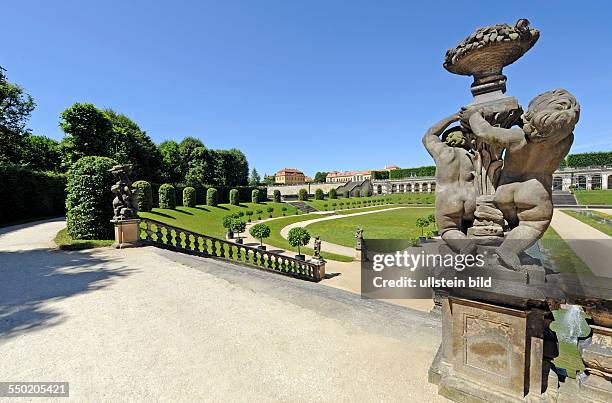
[444,19,539,95]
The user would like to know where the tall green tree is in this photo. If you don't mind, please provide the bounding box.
[0,66,35,165]
[158,140,183,184]
[314,171,328,183]
[249,168,261,185]
[21,135,61,172]
[217,148,248,186]
[185,146,219,187]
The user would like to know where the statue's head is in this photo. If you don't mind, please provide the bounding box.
[442,126,468,148]
[522,89,580,141]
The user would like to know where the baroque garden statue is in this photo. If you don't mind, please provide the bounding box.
[110,164,139,221]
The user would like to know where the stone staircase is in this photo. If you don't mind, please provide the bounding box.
[287,201,318,214]
[552,191,578,206]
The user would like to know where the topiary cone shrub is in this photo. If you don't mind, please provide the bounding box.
[66,156,117,240]
[252,189,260,203]
[229,188,239,205]
[159,183,176,209]
[133,180,152,212]
[315,188,324,200]
[298,188,308,201]
[273,189,281,203]
[207,187,218,206]
[329,188,337,199]
[183,187,196,207]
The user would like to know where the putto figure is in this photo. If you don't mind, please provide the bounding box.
[465,89,580,269]
[110,164,139,221]
[423,114,477,254]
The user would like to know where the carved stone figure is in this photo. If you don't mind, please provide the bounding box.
[110,164,139,221]
[463,89,580,269]
[423,115,477,254]
[313,236,322,259]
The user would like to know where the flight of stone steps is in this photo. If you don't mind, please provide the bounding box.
[286,201,318,214]
[552,191,578,206]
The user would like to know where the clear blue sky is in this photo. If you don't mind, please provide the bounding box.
[3,0,611,177]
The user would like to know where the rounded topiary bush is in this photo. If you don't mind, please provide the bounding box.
[329,188,337,199]
[298,188,308,201]
[159,183,176,209]
[273,189,281,203]
[183,186,196,207]
[66,156,117,240]
[207,187,218,207]
[229,188,239,205]
[315,188,324,200]
[251,189,260,203]
[133,180,152,212]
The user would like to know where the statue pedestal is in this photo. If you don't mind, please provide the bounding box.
[308,258,326,281]
[430,295,558,402]
[111,219,141,249]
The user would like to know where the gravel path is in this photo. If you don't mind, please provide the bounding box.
[0,219,443,402]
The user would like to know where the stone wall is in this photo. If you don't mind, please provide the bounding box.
[266,183,339,197]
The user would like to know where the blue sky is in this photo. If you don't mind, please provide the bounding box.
[3,1,611,177]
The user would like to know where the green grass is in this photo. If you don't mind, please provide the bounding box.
[138,202,298,239]
[562,210,612,237]
[54,228,114,250]
[305,207,435,248]
[306,193,434,211]
[574,190,612,205]
[539,226,591,273]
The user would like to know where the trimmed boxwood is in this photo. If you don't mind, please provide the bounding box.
[207,187,218,206]
[251,188,260,203]
[329,188,337,199]
[298,188,308,201]
[183,186,196,207]
[273,189,281,203]
[315,188,324,200]
[229,188,239,205]
[0,166,67,224]
[66,156,117,240]
[159,183,176,209]
[133,180,152,212]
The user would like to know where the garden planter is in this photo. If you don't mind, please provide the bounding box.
[419,236,427,243]
[432,230,439,237]
[235,238,243,244]
[295,254,305,261]
[227,231,234,239]
[257,245,267,251]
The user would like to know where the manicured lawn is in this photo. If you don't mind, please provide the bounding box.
[539,226,591,273]
[138,202,298,239]
[54,228,114,250]
[574,190,612,205]
[305,207,435,247]
[562,210,612,237]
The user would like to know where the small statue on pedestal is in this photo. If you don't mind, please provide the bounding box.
[110,164,138,221]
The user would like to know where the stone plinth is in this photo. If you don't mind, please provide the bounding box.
[577,324,612,402]
[112,219,141,249]
[430,296,558,402]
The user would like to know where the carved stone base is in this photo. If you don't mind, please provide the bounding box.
[111,219,141,249]
[430,296,556,402]
[308,258,326,281]
[573,324,612,402]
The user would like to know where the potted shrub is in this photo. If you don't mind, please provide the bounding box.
[249,223,271,250]
[281,206,287,216]
[223,214,235,239]
[246,210,254,222]
[231,218,246,244]
[266,206,274,218]
[288,227,310,260]
[323,203,328,211]
[256,209,263,220]
[416,216,429,243]
[427,213,439,236]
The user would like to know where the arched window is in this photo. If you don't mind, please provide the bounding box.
[552,177,563,191]
[592,175,602,190]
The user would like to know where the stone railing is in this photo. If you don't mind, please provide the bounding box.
[138,218,325,282]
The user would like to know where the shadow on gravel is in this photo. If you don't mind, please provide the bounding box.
[0,249,135,341]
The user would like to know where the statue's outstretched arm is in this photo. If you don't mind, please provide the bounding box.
[469,113,526,147]
[422,114,460,158]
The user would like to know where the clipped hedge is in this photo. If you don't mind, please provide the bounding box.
[183,187,196,207]
[133,180,152,212]
[251,188,260,203]
[159,184,176,209]
[566,152,612,168]
[329,188,337,199]
[0,166,67,225]
[229,188,239,205]
[315,188,324,200]
[207,188,218,206]
[389,166,436,179]
[298,188,308,201]
[66,156,117,240]
[273,189,281,203]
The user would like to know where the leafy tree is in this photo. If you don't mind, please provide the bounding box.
[158,140,183,184]
[230,218,246,239]
[21,135,61,172]
[249,168,261,185]
[329,188,337,199]
[288,227,311,256]
[185,146,219,187]
[218,148,248,186]
[262,174,275,185]
[179,136,204,164]
[416,217,430,237]
[59,103,113,168]
[249,223,271,246]
[298,188,308,201]
[315,188,324,200]
[0,66,35,165]
[313,171,328,183]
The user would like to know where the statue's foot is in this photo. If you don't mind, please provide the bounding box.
[495,248,522,271]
